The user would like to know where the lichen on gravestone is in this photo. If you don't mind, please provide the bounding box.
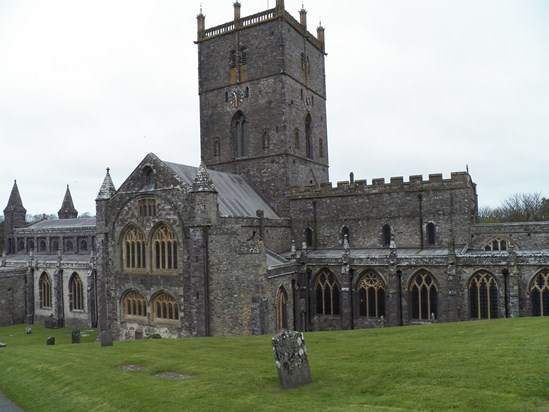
[272,330,312,389]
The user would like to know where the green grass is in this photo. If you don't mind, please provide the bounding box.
[0,318,548,411]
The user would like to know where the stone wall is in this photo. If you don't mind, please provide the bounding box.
[0,270,26,326]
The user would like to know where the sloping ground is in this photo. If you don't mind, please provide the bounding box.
[0,318,547,411]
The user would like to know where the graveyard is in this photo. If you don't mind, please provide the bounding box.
[0,318,547,411]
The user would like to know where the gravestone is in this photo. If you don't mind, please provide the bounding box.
[272,330,312,389]
[26,327,32,334]
[71,329,81,344]
[0,342,6,348]
[46,337,55,345]
[100,330,113,347]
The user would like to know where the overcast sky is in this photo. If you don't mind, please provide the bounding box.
[1,0,547,216]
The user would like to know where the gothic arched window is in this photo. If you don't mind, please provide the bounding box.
[315,270,340,315]
[122,290,147,318]
[410,271,438,320]
[152,224,177,271]
[469,271,498,319]
[152,292,179,321]
[39,272,52,309]
[232,111,248,158]
[69,273,84,311]
[123,227,146,270]
[530,269,549,316]
[276,286,288,330]
[357,271,386,318]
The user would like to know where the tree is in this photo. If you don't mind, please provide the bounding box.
[479,193,549,223]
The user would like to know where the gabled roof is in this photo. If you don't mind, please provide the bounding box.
[4,180,26,213]
[164,161,279,219]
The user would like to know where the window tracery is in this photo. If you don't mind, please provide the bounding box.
[410,271,438,320]
[153,224,177,271]
[482,237,508,251]
[123,227,146,270]
[315,270,340,315]
[153,292,179,321]
[39,272,52,309]
[469,271,498,319]
[69,273,84,311]
[357,271,385,318]
[123,290,147,318]
[530,269,549,316]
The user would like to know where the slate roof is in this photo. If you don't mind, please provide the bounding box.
[16,217,96,233]
[164,161,279,219]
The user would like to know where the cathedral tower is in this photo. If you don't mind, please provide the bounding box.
[196,0,329,215]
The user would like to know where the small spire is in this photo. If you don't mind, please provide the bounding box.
[58,185,78,219]
[192,162,217,193]
[96,167,116,200]
[5,180,26,211]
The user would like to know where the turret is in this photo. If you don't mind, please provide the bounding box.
[190,162,219,226]
[3,180,27,254]
[58,185,78,219]
[95,168,116,233]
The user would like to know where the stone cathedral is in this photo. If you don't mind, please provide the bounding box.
[1,1,548,338]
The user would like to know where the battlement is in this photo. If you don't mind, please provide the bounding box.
[196,4,325,52]
[293,172,473,196]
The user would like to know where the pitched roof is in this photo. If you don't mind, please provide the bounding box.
[58,185,78,219]
[15,217,96,234]
[164,161,279,219]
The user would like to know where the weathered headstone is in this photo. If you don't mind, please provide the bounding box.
[100,330,113,347]
[25,327,32,334]
[71,329,81,344]
[0,342,6,348]
[272,330,312,389]
[46,337,55,345]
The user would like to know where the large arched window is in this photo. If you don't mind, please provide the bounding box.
[39,272,52,309]
[469,271,498,319]
[530,269,549,316]
[69,273,84,311]
[276,286,288,330]
[315,270,340,315]
[122,290,147,318]
[153,224,177,270]
[152,292,179,321]
[305,113,313,159]
[123,227,146,270]
[410,271,438,320]
[357,271,386,318]
[232,111,248,158]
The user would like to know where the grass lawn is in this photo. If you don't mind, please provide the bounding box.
[0,318,547,411]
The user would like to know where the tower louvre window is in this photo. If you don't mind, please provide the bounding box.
[232,111,248,158]
[426,222,436,245]
[230,50,237,69]
[305,113,313,159]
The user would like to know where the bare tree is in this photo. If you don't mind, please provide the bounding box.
[479,193,548,223]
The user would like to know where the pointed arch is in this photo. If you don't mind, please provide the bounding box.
[276,286,289,330]
[314,269,340,315]
[409,270,438,320]
[121,289,147,318]
[468,271,498,319]
[530,269,549,316]
[232,111,248,158]
[305,227,313,248]
[122,226,146,270]
[356,270,386,318]
[151,291,179,322]
[341,225,350,246]
[152,223,178,271]
[69,273,84,311]
[39,272,52,309]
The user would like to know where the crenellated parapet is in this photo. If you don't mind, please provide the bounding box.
[290,171,474,198]
[196,3,325,52]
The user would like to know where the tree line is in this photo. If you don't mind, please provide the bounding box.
[479,193,549,223]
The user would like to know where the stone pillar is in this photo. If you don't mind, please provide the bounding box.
[189,227,210,337]
[299,7,307,29]
[340,238,352,330]
[446,253,458,322]
[294,248,309,332]
[197,11,205,40]
[54,253,64,327]
[234,2,241,21]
